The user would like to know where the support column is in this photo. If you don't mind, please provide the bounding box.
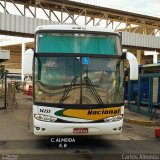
[4,0,6,14]
[136,50,142,65]
[21,42,26,82]
[34,2,37,18]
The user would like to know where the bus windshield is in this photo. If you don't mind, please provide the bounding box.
[34,32,123,106]
[37,33,121,55]
[34,56,123,105]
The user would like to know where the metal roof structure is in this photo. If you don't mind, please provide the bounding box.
[0,0,160,36]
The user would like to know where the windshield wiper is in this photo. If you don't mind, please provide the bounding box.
[59,76,103,105]
[84,76,103,105]
[59,76,78,104]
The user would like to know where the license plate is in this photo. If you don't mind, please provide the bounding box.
[73,128,88,134]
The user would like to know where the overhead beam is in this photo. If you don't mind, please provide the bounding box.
[0,0,160,36]
[0,1,9,14]
[11,0,24,16]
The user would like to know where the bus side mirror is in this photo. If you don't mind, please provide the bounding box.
[125,52,138,80]
[23,49,34,75]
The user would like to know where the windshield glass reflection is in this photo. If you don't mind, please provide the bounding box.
[34,57,124,105]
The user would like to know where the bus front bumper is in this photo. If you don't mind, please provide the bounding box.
[33,118,123,136]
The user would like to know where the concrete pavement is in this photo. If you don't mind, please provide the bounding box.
[124,107,160,126]
[0,93,160,141]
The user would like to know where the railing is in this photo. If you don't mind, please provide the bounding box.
[125,73,160,119]
[0,72,21,110]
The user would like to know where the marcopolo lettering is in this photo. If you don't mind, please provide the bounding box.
[87,108,120,115]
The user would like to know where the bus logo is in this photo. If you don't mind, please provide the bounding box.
[55,107,121,121]
[87,108,120,115]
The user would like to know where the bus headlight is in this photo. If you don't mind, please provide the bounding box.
[104,115,122,122]
[34,114,57,122]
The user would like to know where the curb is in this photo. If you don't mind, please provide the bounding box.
[124,117,160,126]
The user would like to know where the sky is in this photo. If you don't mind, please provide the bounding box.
[71,0,160,17]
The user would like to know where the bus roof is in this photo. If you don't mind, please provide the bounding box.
[35,24,119,35]
[140,63,160,68]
